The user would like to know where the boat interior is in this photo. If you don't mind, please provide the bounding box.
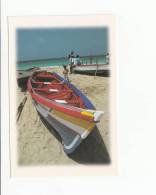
[31,71,85,108]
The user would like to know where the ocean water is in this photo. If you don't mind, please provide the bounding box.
[17,55,106,70]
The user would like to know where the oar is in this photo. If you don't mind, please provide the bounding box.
[17,96,27,122]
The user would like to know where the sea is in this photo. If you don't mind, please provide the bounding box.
[17,55,106,70]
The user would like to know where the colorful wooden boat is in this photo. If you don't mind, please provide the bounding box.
[73,64,109,75]
[27,71,104,154]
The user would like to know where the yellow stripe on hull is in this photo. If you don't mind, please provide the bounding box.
[81,111,94,118]
[52,110,95,131]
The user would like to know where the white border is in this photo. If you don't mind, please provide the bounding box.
[8,15,117,176]
[2,0,156,193]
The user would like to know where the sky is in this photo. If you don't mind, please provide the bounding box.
[17,27,109,61]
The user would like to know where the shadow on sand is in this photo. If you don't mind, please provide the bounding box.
[17,78,29,92]
[69,126,110,164]
[39,114,110,165]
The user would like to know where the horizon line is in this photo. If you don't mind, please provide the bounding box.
[17,54,106,63]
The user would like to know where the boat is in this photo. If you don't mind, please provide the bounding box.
[73,63,109,75]
[17,67,40,80]
[17,67,40,89]
[27,71,104,154]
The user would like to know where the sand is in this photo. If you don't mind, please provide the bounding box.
[17,67,110,165]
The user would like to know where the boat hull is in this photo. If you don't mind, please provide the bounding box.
[73,64,110,76]
[73,64,109,74]
[28,71,104,154]
[33,99,96,154]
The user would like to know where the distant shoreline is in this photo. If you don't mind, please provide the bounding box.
[17,54,106,64]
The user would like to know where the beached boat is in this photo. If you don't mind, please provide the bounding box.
[28,71,104,154]
[17,67,40,80]
[73,64,109,75]
[17,67,41,90]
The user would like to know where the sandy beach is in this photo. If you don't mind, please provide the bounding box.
[17,67,110,165]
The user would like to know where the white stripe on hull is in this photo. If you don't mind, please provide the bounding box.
[34,101,93,139]
[74,65,109,72]
[63,135,80,150]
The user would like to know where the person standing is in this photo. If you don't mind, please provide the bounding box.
[63,66,69,81]
[105,52,110,64]
[74,55,81,65]
[68,51,75,74]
